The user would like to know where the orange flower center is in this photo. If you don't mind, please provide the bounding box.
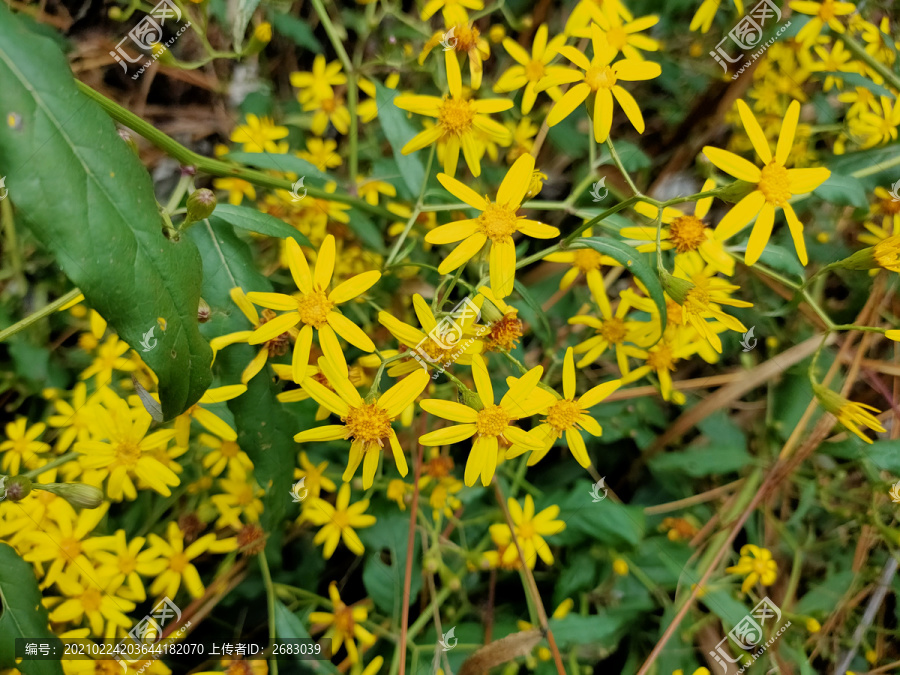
[758,161,792,206]
[668,215,708,253]
[486,315,524,352]
[60,537,82,560]
[573,248,604,272]
[81,587,103,613]
[220,441,240,458]
[585,65,616,90]
[478,202,521,241]
[646,343,676,371]
[114,441,142,468]
[169,552,189,573]
[334,604,356,635]
[545,399,581,433]
[343,403,393,445]
[683,286,711,316]
[426,455,454,478]
[476,404,509,436]
[296,290,334,328]
[451,24,481,52]
[118,554,137,575]
[598,316,627,343]
[517,520,536,540]
[438,96,476,136]
[880,197,900,215]
[818,0,836,20]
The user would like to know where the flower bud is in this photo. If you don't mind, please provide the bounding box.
[244,22,272,56]
[834,246,876,271]
[198,297,211,323]
[150,42,177,66]
[525,170,547,199]
[186,188,217,223]
[714,180,757,204]
[460,387,485,411]
[35,482,104,509]
[659,269,694,305]
[3,475,33,502]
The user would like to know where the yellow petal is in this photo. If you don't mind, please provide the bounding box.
[737,99,772,164]
[775,100,800,165]
[326,312,376,351]
[378,369,430,417]
[419,399,479,422]
[436,173,488,211]
[471,354,494,406]
[437,234,487,275]
[714,190,765,241]
[419,424,477,445]
[314,234,336,290]
[702,146,762,183]
[498,154,534,207]
[328,270,381,304]
[745,202,775,266]
[248,312,299,344]
[246,292,297,311]
[286,237,313,293]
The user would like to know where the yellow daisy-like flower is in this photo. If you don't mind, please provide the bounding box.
[93,529,166,602]
[571,5,660,61]
[494,24,569,114]
[419,354,544,486]
[564,0,633,35]
[726,543,778,594]
[294,451,336,500]
[48,572,135,638]
[290,55,347,105]
[488,494,565,568]
[229,113,289,154]
[309,581,376,663]
[0,418,50,474]
[544,227,618,292]
[813,383,885,443]
[247,235,381,380]
[199,433,253,477]
[293,357,430,488]
[690,0,743,33]
[147,521,238,598]
[394,68,513,177]
[79,334,137,384]
[420,22,491,91]
[789,0,855,46]
[509,347,621,467]
[621,328,703,404]
[855,95,900,149]
[213,177,256,206]
[210,287,297,385]
[426,154,560,298]
[172,384,247,448]
[704,99,831,265]
[302,483,376,559]
[541,24,661,143]
[298,138,343,171]
[621,179,735,276]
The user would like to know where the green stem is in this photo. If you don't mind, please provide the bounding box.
[23,451,80,478]
[259,551,279,675]
[309,0,353,72]
[1,197,26,293]
[0,288,82,343]
[835,31,900,93]
[74,82,393,221]
[407,584,454,640]
[607,137,642,196]
[385,146,435,268]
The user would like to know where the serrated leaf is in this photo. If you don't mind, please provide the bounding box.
[374,82,427,196]
[225,152,333,185]
[574,237,667,334]
[0,543,64,675]
[813,172,868,208]
[211,204,311,246]
[189,221,301,531]
[271,12,323,52]
[0,7,212,420]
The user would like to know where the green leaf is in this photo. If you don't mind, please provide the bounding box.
[189,221,302,532]
[754,242,806,279]
[649,445,753,477]
[232,0,261,51]
[559,482,646,548]
[813,172,868,208]
[575,237,667,334]
[829,142,900,186]
[271,12,324,52]
[0,543,64,675]
[358,513,422,615]
[273,602,340,674]
[225,152,333,185]
[211,204,311,247]
[0,7,212,420]
[548,614,630,651]
[346,209,386,253]
[374,82,427,196]
[820,71,893,99]
[513,279,552,346]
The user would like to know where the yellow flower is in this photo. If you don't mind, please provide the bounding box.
[621,179,735,276]
[505,117,539,162]
[420,22,491,90]
[293,357,430,488]
[212,177,256,206]
[290,55,347,104]
[571,6,660,61]
[855,96,900,149]
[303,94,352,136]
[48,572,135,638]
[387,478,413,510]
[147,521,238,598]
[199,433,254,477]
[813,383,885,443]
[93,529,166,603]
[612,557,629,575]
[394,70,513,177]
[726,544,778,593]
[309,581,376,663]
[544,227,618,292]
[211,466,265,528]
[378,293,484,376]
[621,329,703,403]
[494,24,569,114]
[75,392,179,500]
[473,286,524,352]
[789,0,855,45]
[564,0,633,35]
[79,334,137,384]
[541,24,661,143]
[294,451,336,500]
[0,418,50,474]
[172,384,247,448]
[426,154,559,298]
[302,483,376,558]
[419,354,544,486]
[690,0,743,33]
[509,347,621,467]
[704,99,831,265]
[247,235,381,380]
[229,113,289,153]
[488,494,565,568]
[356,176,397,206]
[298,138,343,170]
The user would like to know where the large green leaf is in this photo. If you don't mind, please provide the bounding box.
[0,543,63,675]
[0,7,212,419]
[273,602,340,674]
[573,237,667,334]
[374,82,427,196]
[813,172,868,208]
[189,221,303,532]
[211,204,311,246]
